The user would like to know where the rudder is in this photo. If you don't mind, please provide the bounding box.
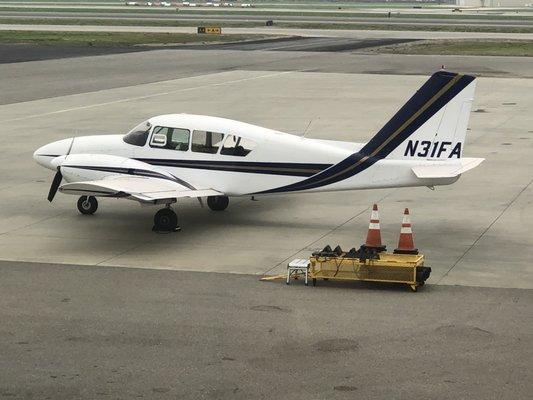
[361,71,476,161]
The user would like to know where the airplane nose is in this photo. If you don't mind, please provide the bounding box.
[33,138,73,170]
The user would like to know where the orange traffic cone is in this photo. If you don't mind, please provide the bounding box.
[363,204,386,252]
[394,208,419,255]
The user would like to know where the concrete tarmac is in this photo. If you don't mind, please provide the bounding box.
[0,68,531,288]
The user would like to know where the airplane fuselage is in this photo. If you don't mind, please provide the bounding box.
[33,117,456,197]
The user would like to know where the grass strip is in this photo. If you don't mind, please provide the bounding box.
[0,29,270,45]
[376,39,533,57]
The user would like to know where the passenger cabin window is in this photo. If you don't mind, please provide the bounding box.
[150,126,190,151]
[123,121,151,147]
[220,135,257,157]
[192,131,225,154]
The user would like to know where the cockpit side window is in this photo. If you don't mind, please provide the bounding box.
[123,121,151,147]
[192,131,225,154]
[220,135,257,157]
[150,126,190,151]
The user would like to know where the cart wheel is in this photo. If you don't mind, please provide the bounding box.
[410,284,418,292]
[312,278,316,287]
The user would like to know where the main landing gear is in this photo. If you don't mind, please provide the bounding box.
[207,195,229,211]
[75,195,228,232]
[153,206,179,232]
[77,196,98,215]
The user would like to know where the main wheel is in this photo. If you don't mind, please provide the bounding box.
[153,208,178,232]
[77,196,98,215]
[207,195,229,211]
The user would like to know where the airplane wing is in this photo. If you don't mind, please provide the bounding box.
[59,176,222,204]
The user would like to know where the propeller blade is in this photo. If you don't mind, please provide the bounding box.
[197,197,205,208]
[47,169,63,202]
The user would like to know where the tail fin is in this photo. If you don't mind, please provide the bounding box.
[361,71,476,161]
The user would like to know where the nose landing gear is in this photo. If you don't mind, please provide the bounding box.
[77,196,98,215]
[153,206,180,232]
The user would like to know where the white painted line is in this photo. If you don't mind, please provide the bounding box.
[1,70,294,123]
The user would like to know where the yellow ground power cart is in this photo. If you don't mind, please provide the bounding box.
[309,247,430,292]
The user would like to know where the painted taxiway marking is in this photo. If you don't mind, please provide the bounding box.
[1,71,294,124]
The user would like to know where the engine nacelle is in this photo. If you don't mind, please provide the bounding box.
[53,154,174,183]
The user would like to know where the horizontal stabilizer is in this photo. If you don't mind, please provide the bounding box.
[411,157,484,179]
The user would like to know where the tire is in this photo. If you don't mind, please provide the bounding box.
[77,196,98,215]
[153,208,178,232]
[207,195,229,211]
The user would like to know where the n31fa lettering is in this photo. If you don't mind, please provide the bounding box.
[404,140,462,158]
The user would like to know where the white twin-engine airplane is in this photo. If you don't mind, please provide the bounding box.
[34,71,483,231]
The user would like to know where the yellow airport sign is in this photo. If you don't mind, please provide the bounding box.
[197,26,222,34]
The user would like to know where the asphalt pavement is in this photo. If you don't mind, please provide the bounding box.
[2,45,532,105]
[1,260,531,400]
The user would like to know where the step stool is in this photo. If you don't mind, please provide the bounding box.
[287,259,310,286]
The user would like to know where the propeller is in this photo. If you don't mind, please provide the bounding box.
[47,168,63,202]
[47,137,74,202]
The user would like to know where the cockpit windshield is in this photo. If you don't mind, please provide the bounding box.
[123,120,151,146]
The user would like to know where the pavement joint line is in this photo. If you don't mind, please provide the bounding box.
[0,70,295,123]
[261,188,397,276]
[0,211,67,237]
[437,177,533,284]
[76,198,250,266]
[94,238,160,266]
[2,258,533,292]
[493,113,517,131]
[301,118,316,138]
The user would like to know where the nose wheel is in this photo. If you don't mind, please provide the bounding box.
[153,207,179,232]
[77,196,98,215]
